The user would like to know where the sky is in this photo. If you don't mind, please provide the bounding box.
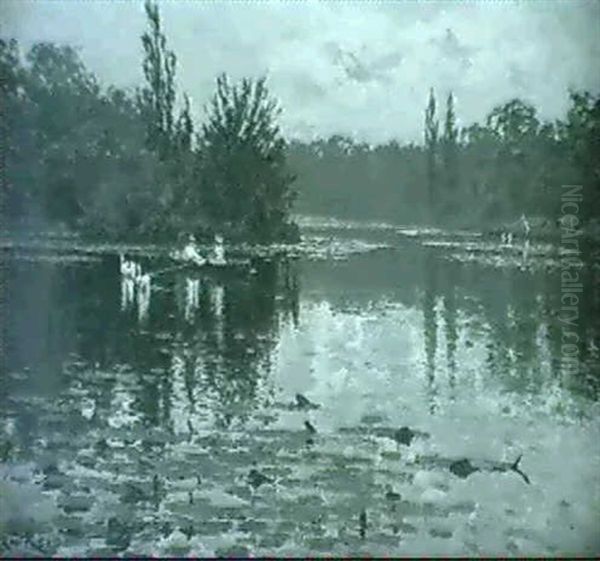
[2,0,599,144]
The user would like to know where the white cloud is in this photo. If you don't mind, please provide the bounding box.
[2,0,599,143]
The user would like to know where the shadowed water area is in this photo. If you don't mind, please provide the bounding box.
[1,222,599,556]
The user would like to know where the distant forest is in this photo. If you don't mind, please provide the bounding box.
[1,1,599,242]
[290,90,600,232]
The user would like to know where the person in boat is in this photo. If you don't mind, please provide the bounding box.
[210,234,227,266]
[180,234,206,266]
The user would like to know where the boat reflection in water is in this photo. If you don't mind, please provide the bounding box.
[136,273,151,323]
[123,255,301,427]
[184,277,200,322]
[210,284,225,348]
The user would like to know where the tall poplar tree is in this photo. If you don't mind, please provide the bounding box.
[442,92,459,217]
[138,0,177,160]
[424,88,439,220]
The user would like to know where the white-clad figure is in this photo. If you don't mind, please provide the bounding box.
[137,272,151,295]
[120,252,148,314]
[210,284,225,348]
[520,214,531,263]
[210,234,226,266]
[120,253,144,283]
[121,276,135,310]
[120,277,127,310]
[119,253,128,276]
[184,277,200,322]
[522,237,530,264]
[521,214,531,238]
[211,284,224,320]
[181,234,206,266]
[120,254,135,280]
[120,254,136,310]
[136,271,151,322]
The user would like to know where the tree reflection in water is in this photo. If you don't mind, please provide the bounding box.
[2,238,599,556]
[126,257,302,430]
[422,252,439,414]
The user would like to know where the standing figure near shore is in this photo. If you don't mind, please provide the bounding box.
[520,214,531,238]
[520,214,531,263]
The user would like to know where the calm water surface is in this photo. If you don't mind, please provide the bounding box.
[2,223,599,556]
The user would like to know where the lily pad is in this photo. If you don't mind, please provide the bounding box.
[58,494,95,514]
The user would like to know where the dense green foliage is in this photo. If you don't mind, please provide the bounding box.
[290,90,600,231]
[1,2,298,242]
[198,74,298,242]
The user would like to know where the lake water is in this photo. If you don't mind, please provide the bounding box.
[2,222,599,556]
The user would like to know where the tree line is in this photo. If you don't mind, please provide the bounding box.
[1,1,298,243]
[290,89,599,233]
[2,0,598,241]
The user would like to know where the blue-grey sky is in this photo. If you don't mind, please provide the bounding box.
[2,0,599,143]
